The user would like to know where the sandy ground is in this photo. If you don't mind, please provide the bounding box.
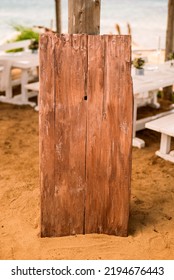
[0,97,174,260]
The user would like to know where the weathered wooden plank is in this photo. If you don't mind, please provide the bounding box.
[84,35,106,234]
[104,35,133,236]
[40,33,56,237]
[44,33,87,236]
[85,35,133,236]
[40,33,132,237]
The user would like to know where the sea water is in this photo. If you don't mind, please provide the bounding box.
[0,0,167,49]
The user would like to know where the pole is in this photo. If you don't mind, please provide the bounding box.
[165,0,174,60]
[68,0,101,34]
[164,0,174,100]
[55,0,61,33]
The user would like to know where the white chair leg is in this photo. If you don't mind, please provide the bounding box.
[5,85,13,99]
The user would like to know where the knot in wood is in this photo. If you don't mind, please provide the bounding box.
[95,0,100,6]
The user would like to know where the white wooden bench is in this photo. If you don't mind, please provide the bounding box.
[24,81,39,111]
[145,113,174,163]
[0,40,31,53]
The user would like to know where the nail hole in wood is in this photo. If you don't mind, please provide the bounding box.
[84,96,88,100]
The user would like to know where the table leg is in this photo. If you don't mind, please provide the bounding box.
[132,97,145,148]
[149,90,160,109]
[21,69,29,103]
[133,98,137,138]
[156,133,174,163]
[159,133,171,154]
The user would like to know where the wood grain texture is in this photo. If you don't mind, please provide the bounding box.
[39,33,56,237]
[55,0,62,33]
[40,33,87,237]
[165,0,174,60]
[53,34,87,236]
[40,33,133,237]
[163,0,174,99]
[68,0,100,35]
[85,35,133,236]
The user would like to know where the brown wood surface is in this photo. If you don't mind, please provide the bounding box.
[164,0,174,99]
[39,33,56,237]
[165,0,174,60]
[55,0,61,33]
[40,33,88,237]
[40,33,133,237]
[85,35,132,236]
[53,34,87,236]
[68,0,100,35]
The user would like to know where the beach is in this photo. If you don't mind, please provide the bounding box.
[0,99,174,260]
[0,0,174,262]
[0,0,167,49]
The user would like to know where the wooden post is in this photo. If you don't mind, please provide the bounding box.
[164,0,174,100]
[165,0,174,60]
[55,0,61,33]
[68,0,100,34]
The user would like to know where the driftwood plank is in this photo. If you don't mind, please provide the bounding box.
[104,35,132,236]
[85,35,106,233]
[85,35,133,236]
[40,33,133,237]
[40,34,56,237]
[53,34,87,236]
[40,33,88,237]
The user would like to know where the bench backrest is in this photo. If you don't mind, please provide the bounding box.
[0,40,31,52]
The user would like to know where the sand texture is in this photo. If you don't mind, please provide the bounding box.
[0,101,174,260]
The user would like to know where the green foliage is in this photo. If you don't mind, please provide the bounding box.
[10,24,39,43]
[6,24,40,52]
[6,48,24,53]
[132,57,145,69]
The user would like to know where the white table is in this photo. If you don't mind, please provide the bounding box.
[132,62,174,148]
[0,51,39,106]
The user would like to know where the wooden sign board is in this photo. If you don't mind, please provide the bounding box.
[40,33,133,237]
